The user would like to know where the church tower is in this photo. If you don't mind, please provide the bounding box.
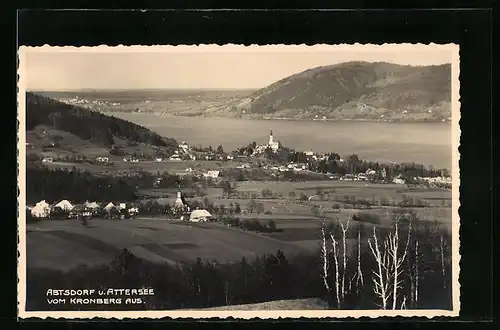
[174,189,185,209]
[269,129,274,145]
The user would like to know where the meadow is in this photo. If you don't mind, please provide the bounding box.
[27,179,452,271]
[26,219,307,271]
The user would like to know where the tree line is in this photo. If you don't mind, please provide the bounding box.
[26,167,138,204]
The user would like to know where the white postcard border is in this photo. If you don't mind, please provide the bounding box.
[17,43,461,319]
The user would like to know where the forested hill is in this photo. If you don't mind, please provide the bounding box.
[207,62,452,121]
[26,92,177,148]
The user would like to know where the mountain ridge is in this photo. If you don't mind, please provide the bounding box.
[205,61,452,121]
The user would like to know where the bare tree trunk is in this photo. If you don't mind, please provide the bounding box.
[408,254,414,307]
[330,233,341,308]
[401,296,407,310]
[321,226,330,292]
[369,226,389,309]
[356,228,364,292]
[391,227,400,310]
[440,235,446,289]
[339,217,350,300]
[415,240,419,307]
[387,220,411,310]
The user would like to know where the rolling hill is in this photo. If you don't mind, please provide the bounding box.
[206,61,452,121]
[25,92,178,159]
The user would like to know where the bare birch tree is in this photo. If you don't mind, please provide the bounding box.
[368,226,390,309]
[320,225,330,292]
[415,240,419,307]
[330,233,341,308]
[350,227,364,295]
[387,219,411,310]
[339,216,350,300]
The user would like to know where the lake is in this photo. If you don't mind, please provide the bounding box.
[112,113,453,169]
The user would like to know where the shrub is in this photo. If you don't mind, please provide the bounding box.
[352,212,381,225]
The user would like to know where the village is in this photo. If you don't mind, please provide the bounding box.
[28,129,452,223]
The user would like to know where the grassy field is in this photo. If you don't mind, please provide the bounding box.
[26,169,452,272]
[26,219,308,271]
[38,159,239,175]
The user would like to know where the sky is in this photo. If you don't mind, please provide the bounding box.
[22,44,456,90]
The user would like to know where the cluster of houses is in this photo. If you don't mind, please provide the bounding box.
[27,191,215,223]
[263,162,309,173]
[27,199,139,219]
[417,176,452,188]
[339,169,381,182]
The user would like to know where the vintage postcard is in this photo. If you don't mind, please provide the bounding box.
[17,44,460,319]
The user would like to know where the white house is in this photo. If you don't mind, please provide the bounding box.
[128,207,139,216]
[204,170,220,179]
[55,199,74,211]
[305,150,314,156]
[85,201,101,210]
[31,200,51,218]
[42,157,54,163]
[96,157,109,163]
[190,209,212,222]
[104,202,117,213]
[393,176,406,184]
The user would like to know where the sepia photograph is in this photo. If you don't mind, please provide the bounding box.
[17,44,460,318]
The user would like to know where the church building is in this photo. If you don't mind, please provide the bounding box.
[268,130,280,152]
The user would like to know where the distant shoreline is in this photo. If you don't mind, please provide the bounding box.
[123,112,452,124]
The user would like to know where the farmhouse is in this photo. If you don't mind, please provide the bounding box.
[189,209,212,222]
[104,202,117,213]
[85,201,101,215]
[69,205,92,219]
[204,170,220,179]
[393,175,406,184]
[55,200,74,211]
[85,201,101,210]
[30,200,51,218]
[96,157,109,163]
[123,156,139,163]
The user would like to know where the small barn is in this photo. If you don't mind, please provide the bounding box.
[189,209,212,222]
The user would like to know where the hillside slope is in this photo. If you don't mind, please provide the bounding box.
[207,61,452,121]
[26,92,178,148]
